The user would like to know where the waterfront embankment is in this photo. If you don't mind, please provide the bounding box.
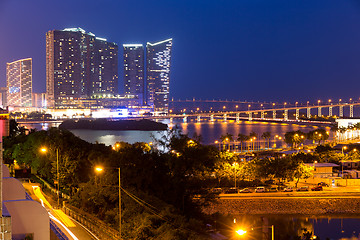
[202,196,360,215]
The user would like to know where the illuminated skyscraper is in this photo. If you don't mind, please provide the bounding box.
[46,28,118,107]
[6,58,32,107]
[146,39,172,112]
[123,44,144,105]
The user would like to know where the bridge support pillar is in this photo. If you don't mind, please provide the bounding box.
[248,112,252,121]
[350,105,354,118]
[284,109,288,121]
[261,111,265,119]
[197,115,201,122]
[329,107,332,117]
[210,114,214,122]
[307,108,311,118]
[296,109,299,120]
[273,110,276,119]
[183,116,187,123]
[340,106,343,117]
[318,107,322,117]
[223,114,227,122]
[236,113,240,122]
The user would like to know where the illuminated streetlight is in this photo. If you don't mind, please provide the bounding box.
[40,147,60,208]
[96,166,122,239]
[236,229,247,236]
[236,225,274,239]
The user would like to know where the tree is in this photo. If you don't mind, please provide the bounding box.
[307,129,329,145]
[261,132,271,149]
[220,133,233,151]
[292,162,313,188]
[237,133,249,152]
[284,131,306,148]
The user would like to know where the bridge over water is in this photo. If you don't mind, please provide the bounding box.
[155,100,360,123]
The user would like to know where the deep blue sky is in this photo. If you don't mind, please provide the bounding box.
[1,0,360,103]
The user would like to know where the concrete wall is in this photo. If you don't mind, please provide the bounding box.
[4,200,49,240]
[202,197,360,216]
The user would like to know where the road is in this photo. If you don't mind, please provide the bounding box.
[23,182,98,240]
[220,187,360,199]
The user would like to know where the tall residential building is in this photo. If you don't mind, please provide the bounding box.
[46,27,118,108]
[146,39,172,112]
[6,58,32,107]
[123,44,144,105]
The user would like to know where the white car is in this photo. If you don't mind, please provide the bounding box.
[255,186,265,193]
[283,187,293,192]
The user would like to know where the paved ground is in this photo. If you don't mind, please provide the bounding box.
[23,182,98,240]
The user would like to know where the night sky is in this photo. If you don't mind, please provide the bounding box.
[1,0,360,103]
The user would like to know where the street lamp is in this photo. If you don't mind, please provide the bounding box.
[236,225,274,240]
[95,166,122,239]
[40,147,60,208]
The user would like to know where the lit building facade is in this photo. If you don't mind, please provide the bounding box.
[123,44,144,105]
[146,39,172,112]
[46,28,118,108]
[32,93,46,108]
[6,58,32,107]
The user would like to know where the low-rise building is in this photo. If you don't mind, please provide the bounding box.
[305,162,339,178]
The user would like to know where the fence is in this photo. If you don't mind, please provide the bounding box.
[62,205,120,240]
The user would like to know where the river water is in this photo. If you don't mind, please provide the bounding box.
[20,118,332,146]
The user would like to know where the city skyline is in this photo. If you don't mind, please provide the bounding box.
[1,1,360,103]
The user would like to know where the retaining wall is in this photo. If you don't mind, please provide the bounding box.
[202,197,360,215]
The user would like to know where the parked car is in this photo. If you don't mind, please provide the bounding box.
[255,186,266,193]
[311,185,323,191]
[224,188,238,194]
[239,188,252,193]
[269,187,278,192]
[296,186,309,191]
[283,187,293,192]
[317,182,329,187]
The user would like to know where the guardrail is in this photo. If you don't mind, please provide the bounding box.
[50,219,69,240]
[63,205,119,240]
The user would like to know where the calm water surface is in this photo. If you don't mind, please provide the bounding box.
[225,215,360,240]
[20,119,332,146]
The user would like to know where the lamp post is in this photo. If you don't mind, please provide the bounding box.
[40,147,60,208]
[232,162,238,189]
[96,167,122,239]
[342,146,347,177]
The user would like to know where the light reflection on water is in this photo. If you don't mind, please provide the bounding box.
[229,215,360,240]
[19,119,331,146]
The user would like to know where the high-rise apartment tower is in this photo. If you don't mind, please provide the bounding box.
[146,39,172,112]
[6,58,32,107]
[123,44,144,105]
[46,28,118,107]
